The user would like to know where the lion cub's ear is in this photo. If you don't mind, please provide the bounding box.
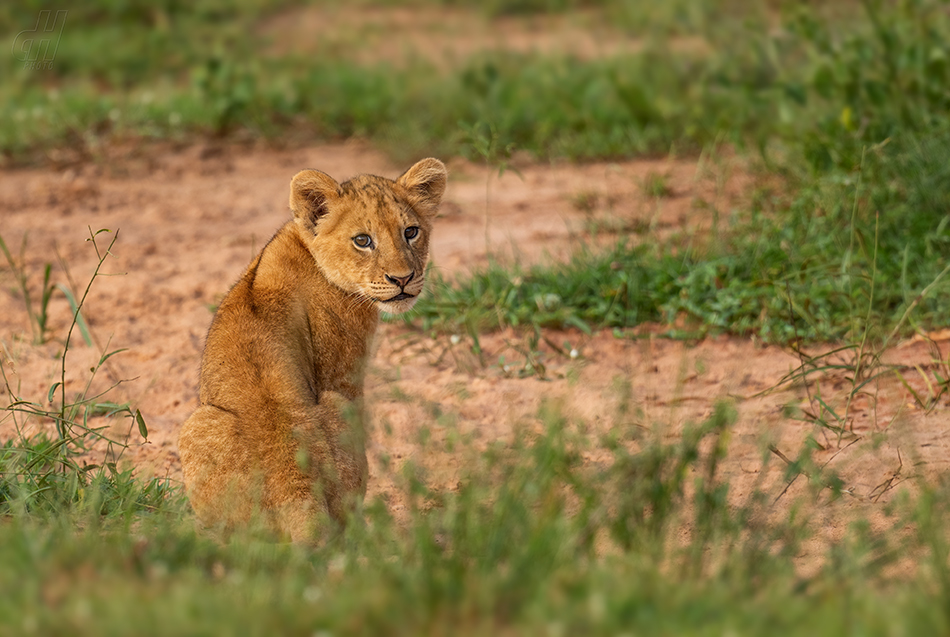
[397,158,447,218]
[290,170,341,232]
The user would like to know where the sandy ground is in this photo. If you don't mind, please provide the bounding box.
[1,5,948,565]
[2,140,948,567]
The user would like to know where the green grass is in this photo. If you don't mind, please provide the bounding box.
[0,47,776,164]
[1,403,949,634]
[0,1,904,164]
[415,134,950,343]
[7,0,949,342]
[2,402,950,634]
[407,0,950,342]
[0,229,157,516]
[3,1,947,168]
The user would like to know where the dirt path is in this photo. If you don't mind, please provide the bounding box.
[2,141,948,563]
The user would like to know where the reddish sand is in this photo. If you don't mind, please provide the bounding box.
[2,140,947,563]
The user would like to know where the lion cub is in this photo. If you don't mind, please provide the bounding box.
[178,158,447,541]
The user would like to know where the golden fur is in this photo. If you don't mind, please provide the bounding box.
[177,158,447,541]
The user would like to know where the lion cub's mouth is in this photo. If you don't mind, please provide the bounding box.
[382,292,415,303]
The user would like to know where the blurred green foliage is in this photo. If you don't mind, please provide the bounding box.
[3,403,950,634]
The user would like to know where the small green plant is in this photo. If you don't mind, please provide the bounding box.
[0,234,55,344]
[192,55,257,136]
[641,171,672,198]
[570,189,600,214]
[0,228,154,516]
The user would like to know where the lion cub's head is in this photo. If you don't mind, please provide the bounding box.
[289,158,447,315]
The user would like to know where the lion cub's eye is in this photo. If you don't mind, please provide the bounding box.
[353,234,374,249]
[404,226,420,241]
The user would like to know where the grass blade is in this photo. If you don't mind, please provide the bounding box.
[56,283,93,347]
[135,410,148,440]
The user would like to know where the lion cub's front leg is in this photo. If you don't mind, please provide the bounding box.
[278,390,368,540]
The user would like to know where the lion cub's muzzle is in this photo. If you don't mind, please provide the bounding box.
[380,271,421,303]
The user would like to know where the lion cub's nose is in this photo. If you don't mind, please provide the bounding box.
[385,272,415,288]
